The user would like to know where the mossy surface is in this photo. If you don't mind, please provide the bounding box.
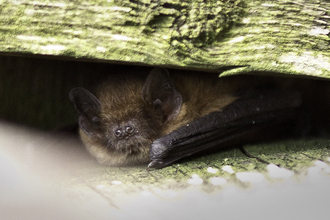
[0,0,329,77]
[60,138,330,196]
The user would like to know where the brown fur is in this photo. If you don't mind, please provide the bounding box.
[84,74,154,166]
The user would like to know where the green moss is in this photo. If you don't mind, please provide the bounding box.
[0,0,329,77]
[58,138,330,194]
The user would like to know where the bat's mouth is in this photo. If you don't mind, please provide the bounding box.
[106,133,152,154]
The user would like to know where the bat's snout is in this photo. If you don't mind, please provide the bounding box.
[114,125,135,139]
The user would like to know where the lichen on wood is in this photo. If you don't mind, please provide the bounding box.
[0,0,329,78]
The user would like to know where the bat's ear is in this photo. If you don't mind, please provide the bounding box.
[142,68,182,123]
[69,88,102,137]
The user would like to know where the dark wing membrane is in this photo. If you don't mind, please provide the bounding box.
[149,90,302,168]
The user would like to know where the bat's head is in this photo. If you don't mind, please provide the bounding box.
[69,68,182,166]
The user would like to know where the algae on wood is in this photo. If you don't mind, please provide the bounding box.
[0,0,329,78]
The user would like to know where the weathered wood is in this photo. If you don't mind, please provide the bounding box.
[1,121,330,218]
[0,0,329,77]
[1,2,330,215]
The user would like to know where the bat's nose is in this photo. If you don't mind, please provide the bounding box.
[114,125,135,139]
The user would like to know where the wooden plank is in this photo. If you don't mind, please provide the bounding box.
[0,0,329,77]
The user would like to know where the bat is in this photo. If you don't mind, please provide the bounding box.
[69,67,302,168]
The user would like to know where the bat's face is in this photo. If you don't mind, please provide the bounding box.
[90,96,160,166]
[70,68,183,166]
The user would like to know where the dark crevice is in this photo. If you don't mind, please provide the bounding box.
[162,3,182,10]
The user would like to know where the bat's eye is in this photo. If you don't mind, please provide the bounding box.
[125,126,134,134]
[115,129,122,137]
[92,117,100,123]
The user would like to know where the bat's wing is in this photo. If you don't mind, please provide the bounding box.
[148,89,302,168]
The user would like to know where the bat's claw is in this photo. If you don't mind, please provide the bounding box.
[148,160,164,169]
